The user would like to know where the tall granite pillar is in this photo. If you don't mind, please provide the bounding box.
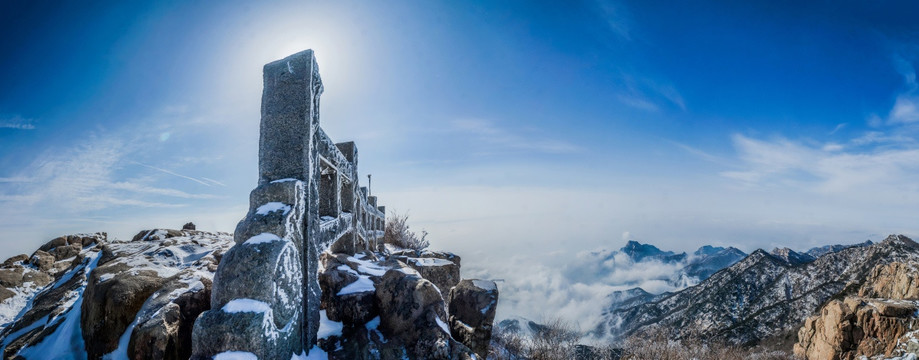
[191,50,323,358]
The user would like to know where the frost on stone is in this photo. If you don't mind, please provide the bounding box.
[192,49,389,358]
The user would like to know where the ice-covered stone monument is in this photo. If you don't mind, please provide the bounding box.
[191,50,386,359]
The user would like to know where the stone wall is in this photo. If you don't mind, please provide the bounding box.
[191,50,386,359]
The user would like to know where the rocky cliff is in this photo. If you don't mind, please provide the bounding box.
[0,228,497,359]
[794,261,919,360]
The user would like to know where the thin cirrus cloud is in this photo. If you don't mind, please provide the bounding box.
[0,115,36,130]
[0,134,222,217]
[617,75,686,112]
[592,0,633,42]
[451,118,583,154]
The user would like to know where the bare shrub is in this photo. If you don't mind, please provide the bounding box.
[489,325,528,360]
[489,318,581,360]
[621,328,796,360]
[529,318,581,360]
[382,211,429,250]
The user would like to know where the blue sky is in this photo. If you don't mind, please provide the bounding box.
[2,0,919,323]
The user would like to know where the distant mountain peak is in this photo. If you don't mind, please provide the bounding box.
[620,241,686,263]
[770,247,816,265]
[693,245,726,257]
[805,239,874,257]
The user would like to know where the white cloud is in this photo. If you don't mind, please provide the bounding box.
[723,133,919,196]
[889,95,919,124]
[0,115,36,130]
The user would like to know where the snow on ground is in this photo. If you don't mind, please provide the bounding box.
[292,346,329,360]
[337,276,375,296]
[317,310,343,339]
[434,316,450,335]
[14,251,101,359]
[347,257,388,276]
[0,280,43,328]
[365,316,380,331]
[2,231,233,358]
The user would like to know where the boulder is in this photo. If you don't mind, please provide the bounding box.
[131,229,185,242]
[28,250,54,272]
[49,243,82,261]
[0,268,24,287]
[403,257,460,294]
[82,265,168,358]
[391,249,461,267]
[22,271,53,287]
[448,279,499,358]
[38,236,69,252]
[0,287,14,303]
[319,257,378,325]
[2,254,29,267]
[375,268,475,359]
[182,222,196,230]
[128,276,212,360]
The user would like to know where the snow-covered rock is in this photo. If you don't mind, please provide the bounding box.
[0,229,231,360]
[447,279,499,358]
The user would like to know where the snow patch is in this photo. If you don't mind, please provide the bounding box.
[214,351,258,360]
[222,299,271,314]
[409,258,454,267]
[244,233,282,245]
[317,310,343,339]
[256,202,292,216]
[347,257,388,276]
[337,276,375,296]
[471,279,497,291]
[365,316,381,331]
[435,315,451,335]
[292,346,329,360]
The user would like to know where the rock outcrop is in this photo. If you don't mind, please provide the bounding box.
[448,279,499,358]
[0,229,231,360]
[794,260,919,359]
[316,249,496,359]
[794,297,919,360]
